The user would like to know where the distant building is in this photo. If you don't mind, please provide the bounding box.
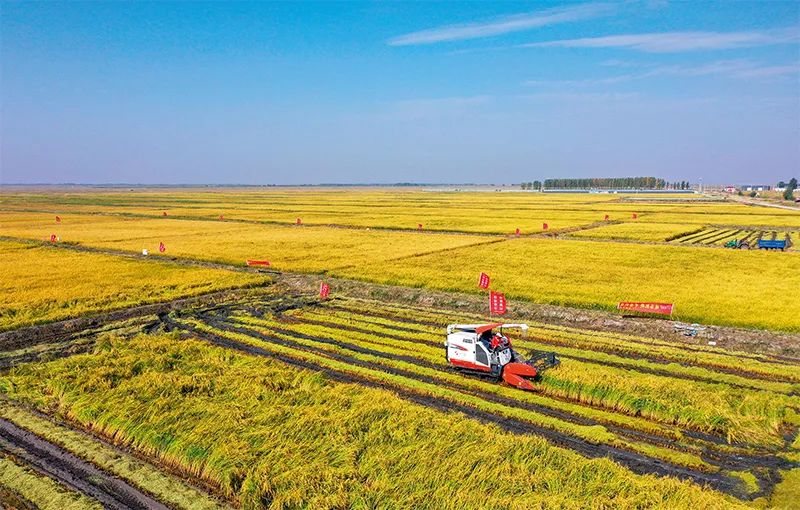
[740,184,771,192]
[723,185,736,193]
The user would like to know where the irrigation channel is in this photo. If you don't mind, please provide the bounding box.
[1,292,798,503]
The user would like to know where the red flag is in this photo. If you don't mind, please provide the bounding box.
[163,211,168,217]
[418,223,423,231]
[478,272,490,289]
[632,213,638,219]
[489,291,507,315]
[604,214,610,221]
[55,215,61,223]
[50,234,57,243]
[514,228,520,237]
[319,282,330,299]
[618,302,673,316]
[219,215,224,221]
[246,259,270,267]
[159,242,166,253]
[296,218,302,225]
[542,222,549,231]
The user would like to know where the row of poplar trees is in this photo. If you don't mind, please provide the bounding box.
[520,178,691,190]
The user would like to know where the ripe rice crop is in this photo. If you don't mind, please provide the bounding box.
[0,240,268,331]
[249,304,798,448]
[569,222,702,242]
[332,237,800,331]
[0,212,495,273]
[0,333,747,509]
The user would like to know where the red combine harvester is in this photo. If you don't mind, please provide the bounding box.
[445,323,559,390]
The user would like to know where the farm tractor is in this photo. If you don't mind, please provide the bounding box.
[445,323,559,390]
[724,239,751,249]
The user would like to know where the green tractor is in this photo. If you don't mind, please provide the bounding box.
[724,239,750,249]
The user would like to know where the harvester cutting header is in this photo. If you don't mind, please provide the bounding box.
[445,323,559,391]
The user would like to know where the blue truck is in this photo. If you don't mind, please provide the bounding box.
[757,239,787,251]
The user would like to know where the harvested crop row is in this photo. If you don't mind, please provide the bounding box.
[226,312,792,469]
[328,297,795,368]
[0,402,230,510]
[186,316,727,476]
[232,309,796,449]
[309,302,800,383]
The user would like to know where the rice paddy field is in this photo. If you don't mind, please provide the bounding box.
[1,187,799,509]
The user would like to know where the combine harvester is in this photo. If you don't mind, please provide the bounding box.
[445,323,559,390]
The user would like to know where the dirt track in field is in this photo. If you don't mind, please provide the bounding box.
[0,418,169,510]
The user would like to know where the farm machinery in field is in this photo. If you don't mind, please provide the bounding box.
[724,238,788,251]
[445,323,559,390]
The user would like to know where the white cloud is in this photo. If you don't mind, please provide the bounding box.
[387,3,615,46]
[526,60,800,86]
[524,27,800,52]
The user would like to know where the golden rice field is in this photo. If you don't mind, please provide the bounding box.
[1,188,799,331]
[333,237,800,331]
[2,295,799,508]
[0,239,268,331]
[1,187,799,509]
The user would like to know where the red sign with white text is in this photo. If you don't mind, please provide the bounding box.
[246,259,270,267]
[478,272,490,289]
[489,291,507,315]
[319,282,330,299]
[618,302,674,315]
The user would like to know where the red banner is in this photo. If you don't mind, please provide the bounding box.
[246,259,270,267]
[55,215,61,223]
[489,291,507,315]
[542,222,549,231]
[618,302,674,315]
[50,234,57,243]
[319,282,330,299]
[159,242,166,253]
[478,272,490,289]
[296,218,302,225]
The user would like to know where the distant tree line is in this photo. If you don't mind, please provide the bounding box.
[520,181,542,190]
[519,178,695,191]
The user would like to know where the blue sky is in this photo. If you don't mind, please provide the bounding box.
[1,1,798,185]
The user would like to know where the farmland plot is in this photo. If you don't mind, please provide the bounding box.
[2,294,797,508]
[0,240,268,331]
[332,237,800,331]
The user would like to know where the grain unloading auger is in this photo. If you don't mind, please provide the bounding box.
[445,323,559,390]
